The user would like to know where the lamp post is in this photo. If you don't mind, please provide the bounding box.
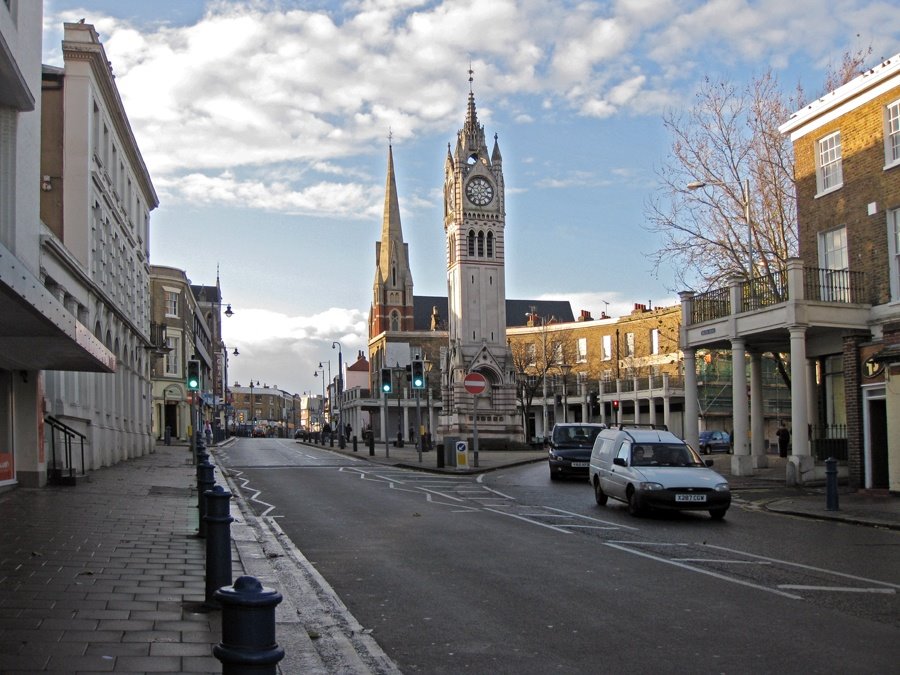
[332,341,344,447]
[314,364,326,436]
[559,362,572,423]
[249,379,259,436]
[687,178,752,279]
[317,360,331,426]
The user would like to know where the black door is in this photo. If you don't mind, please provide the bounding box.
[868,398,888,489]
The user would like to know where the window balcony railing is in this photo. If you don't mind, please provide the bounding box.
[803,267,868,304]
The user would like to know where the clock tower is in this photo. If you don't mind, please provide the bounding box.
[439,75,522,444]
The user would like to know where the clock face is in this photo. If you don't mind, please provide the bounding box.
[465,177,494,206]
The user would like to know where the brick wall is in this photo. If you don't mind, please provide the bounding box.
[793,84,900,305]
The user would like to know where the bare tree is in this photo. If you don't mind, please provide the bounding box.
[646,47,873,293]
[646,52,871,387]
[510,320,578,440]
[645,70,799,292]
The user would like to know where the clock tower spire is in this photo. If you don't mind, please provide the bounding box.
[439,71,521,443]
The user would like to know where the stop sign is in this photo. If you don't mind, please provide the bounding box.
[463,372,487,395]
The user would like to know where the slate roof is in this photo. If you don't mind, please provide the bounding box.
[412,296,574,331]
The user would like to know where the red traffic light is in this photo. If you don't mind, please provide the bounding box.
[612,399,620,410]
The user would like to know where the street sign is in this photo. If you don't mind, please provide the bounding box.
[455,440,469,469]
[463,372,487,395]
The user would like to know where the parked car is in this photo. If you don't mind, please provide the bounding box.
[588,425,731,519]
[698,430,731,454]
[548,423,606,480]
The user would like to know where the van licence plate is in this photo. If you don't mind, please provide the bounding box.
[676,494,706,502]
[571,462,589,468]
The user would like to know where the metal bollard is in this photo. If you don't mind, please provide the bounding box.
[352,435,358,452]
[825,456,839,511]
[339,432,346,449]
[204,485,234,607]
[196,457,215,538]
[214,576,284,674]
[368,432,375,456]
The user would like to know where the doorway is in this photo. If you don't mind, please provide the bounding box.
[867,397,888,489]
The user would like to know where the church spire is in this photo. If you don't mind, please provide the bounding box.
[380,142,403,247]
[463,62,479,138]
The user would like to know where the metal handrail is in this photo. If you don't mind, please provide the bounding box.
[44,415,86,485]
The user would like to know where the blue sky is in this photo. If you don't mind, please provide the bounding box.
[41,1,900,396]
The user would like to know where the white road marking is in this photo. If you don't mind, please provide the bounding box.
[544,507,641,531]
[483,507,573,533]
[674,559,772,565]
[777,585,896,594]
[703,544,900,590]
[603,542,803,600]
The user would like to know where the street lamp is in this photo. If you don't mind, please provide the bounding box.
[314,364,326,433]
[559,362,572,423]
[687,178,752,279]
[249,379,259,435]
[332,341,344,447]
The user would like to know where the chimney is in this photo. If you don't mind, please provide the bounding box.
[577,309,593,322]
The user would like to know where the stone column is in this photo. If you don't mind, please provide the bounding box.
[730,339,753,475]
[682,349,699,452]
[750,351,767,468]
[787,325,813,485]
[662,373,672,430]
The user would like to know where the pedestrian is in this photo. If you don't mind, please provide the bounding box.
[204,421,212,446]
[345,422,352,440]
[776,422,790,458]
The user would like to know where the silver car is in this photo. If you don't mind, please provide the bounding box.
[589,426,731,520]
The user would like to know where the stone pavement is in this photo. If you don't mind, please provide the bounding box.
[0,442,399,674]
[0,438,896,674]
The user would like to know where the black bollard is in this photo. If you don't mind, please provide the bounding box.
[339,432,345,449]
[196,457,215,538]
[204,485,234,607]
[214,576,284,674]
[825,456,839,511]
[437,443,445,469]
[368,432,375,456]
[352,435,358,452]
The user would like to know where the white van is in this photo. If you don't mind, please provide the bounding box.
[588,425,731,519]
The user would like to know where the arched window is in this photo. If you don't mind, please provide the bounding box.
[477,231,484,257]
[487,231,494,257]
[467,230,476,256]
[390,310,401,331]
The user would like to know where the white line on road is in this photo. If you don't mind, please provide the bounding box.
[674,559,772,565]
[777,585,896,594]
[603,542,803,600]
[483,507,573,533]
[544,507,641,530]
[703,544,900,590]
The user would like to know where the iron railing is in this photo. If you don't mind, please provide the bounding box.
[810,423,848,461]
[691,286,730,324]
[803,268,868,304]
[45,415,87,486]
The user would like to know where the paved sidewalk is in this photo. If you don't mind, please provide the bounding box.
[0,442,399,674]
[0,444,223,673]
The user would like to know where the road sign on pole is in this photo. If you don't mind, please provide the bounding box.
[463,372,487,395]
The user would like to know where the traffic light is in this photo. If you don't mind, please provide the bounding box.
[612,399,620,411]
[589,391,599,415]
[381,368,392,394]
[239,413,244,423]
[187,360,201,391]
[411,360,425,389]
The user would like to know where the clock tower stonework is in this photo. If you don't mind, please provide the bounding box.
[439,82,523,444]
